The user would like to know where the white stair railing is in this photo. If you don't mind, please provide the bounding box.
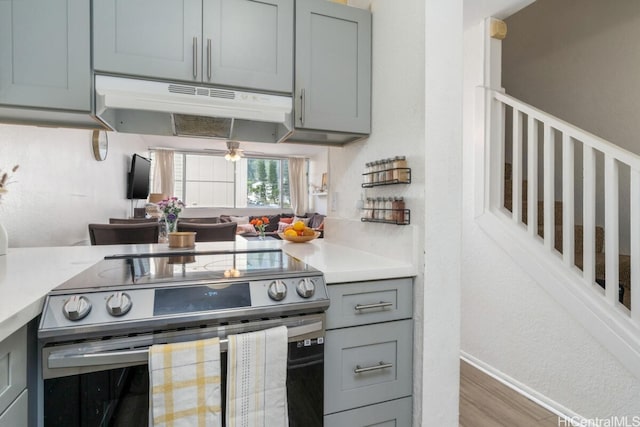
[484,88,640,328]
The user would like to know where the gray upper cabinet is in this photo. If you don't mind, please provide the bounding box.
[294,0,371,135]
[0,0,90,111]
[204,0,293,92]
[93,0,293,93]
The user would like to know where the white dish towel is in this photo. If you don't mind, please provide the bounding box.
[149,337,222,427]
[226,326,289,427]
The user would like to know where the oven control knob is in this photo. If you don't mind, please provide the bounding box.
[62,295,92,321]
[268,280,287,301]
[106,292,132,317]
[296,278,315,298]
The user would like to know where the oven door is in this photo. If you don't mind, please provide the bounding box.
[40,315,324,427]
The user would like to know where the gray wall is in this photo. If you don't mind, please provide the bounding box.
[503,0,640,154]
[503,0,640,254]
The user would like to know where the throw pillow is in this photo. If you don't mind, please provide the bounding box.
[293,216,311,226]
[236,223,257,234]
[229,215,250,225]
[277,221,292,233]
[279,217,293,224]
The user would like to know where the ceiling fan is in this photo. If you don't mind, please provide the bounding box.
[224,140,244,162]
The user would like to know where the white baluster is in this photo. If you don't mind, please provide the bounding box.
[604,155,620,306]
[582,146,596,287]
[543,123,555,252]
[631,170,640,322]
[562,133,575,267]
[512,108,523,224]
[527,116,538,237]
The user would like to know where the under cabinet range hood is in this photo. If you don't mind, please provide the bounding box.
[94,75,293,143]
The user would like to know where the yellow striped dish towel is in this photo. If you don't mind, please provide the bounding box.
[226,326,289,427]
[149,337,222,427]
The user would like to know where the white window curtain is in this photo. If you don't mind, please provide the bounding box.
[288,157,308,216]
[152,149,175,198]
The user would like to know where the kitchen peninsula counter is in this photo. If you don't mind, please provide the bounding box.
[0,240,416,342]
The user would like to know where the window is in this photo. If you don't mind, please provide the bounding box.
[152,152,296,208]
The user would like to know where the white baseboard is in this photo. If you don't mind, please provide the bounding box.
[460,351,586,423]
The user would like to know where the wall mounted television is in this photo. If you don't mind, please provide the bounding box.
[127,154,151,200]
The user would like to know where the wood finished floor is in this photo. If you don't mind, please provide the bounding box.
[459,360,559,427]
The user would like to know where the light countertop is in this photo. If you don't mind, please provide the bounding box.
[0,239,416,342]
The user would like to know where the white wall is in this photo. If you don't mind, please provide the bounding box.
[462,20,640,419]
[0,124,149,247]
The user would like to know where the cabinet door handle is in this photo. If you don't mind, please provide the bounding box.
[207,38,212,80]
[193,36,198,79]
[354,361,393,374]
[354,301,393,312]
[300,88,306,126]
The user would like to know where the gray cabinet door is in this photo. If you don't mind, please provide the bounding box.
[324,397,412,427]
[203,0,293,93]
[324,319,413,415]
[295,0,371,134]
[0,0,90,111]
[93,0,203,82]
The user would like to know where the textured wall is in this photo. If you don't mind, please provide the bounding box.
[0,124,148,247]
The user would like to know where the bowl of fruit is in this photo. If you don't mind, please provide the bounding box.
[278,220,321,243]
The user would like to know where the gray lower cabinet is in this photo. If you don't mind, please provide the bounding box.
[294,0,371,135]
[324,396,412,427]
[324,278,413,425]
[0,326,27,426]
[93,0,293,93]
[0,0,90,111]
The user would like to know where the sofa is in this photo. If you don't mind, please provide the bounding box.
[180,212,326,239]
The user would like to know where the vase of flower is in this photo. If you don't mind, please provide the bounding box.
[157,197,185,241]
[250,216,270,240]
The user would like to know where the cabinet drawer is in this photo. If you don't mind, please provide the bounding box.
[0,326,26,415]
[324,396,412,427]
[324,319,412,414]
[326,278,413,329]
[0,389,27,427]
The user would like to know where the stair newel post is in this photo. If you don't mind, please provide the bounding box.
[562,133,575,267]
[512,108,523,224]
[527,115,538,237]
[604,155,620,306]
[630,169,640,322]
[543,123,555,252]
[582,146,597,287]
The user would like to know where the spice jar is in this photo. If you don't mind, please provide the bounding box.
[363,162,371,185]
[385,158,394,182]
[395,197,405,223]
[384,197,393,221]
[371,161,379,184]
[375,197,383,219]
[392,156,408,182]
[378,159,387,184]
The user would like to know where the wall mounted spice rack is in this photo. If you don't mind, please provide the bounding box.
[361,168,412,188]
[361,209,411,225]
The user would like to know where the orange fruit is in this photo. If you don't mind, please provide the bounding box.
[284,229,298,238]
[292,221,306,232]
[302,227,315,236]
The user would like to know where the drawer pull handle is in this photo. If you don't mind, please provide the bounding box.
[354,361,393,374]
[354,301,393,312]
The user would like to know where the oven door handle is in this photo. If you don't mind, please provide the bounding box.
[48,321,324,369]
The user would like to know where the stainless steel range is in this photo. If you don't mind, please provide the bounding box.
[38,249,328,427]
